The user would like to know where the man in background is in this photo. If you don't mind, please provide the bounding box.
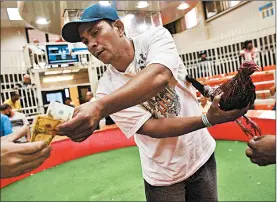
[4,91,22,111]
[240,40,260,66]
[197,50,212,78]
[0,105,13,137]
[23,74,34,86]
[1,104,30,143]
[199,96,212,113]
[65,98,75,108]
[85,91,96,102]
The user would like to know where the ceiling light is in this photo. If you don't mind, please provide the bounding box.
[44,70,62,75]
[43,75,74,83]
[7,8,22,20]
[99,1,111,6]
[136,1,149,8]
[36,18,50,25]
[177,2,189,10]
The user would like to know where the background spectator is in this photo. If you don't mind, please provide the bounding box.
[1,104,30,143]
[240,40,260,66]
[199,96,212,113]
[64,98,75,108]
[197,50,212,78]
[86,91,96,102]
[0,105,13,137]
[4,91,21,111]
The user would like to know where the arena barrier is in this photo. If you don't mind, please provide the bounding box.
[1,110,275,189]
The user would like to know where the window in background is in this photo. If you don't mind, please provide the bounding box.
[203,1,243,19]
[65,88,70,98]
[185,8,198,29]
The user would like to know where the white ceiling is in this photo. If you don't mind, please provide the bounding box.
[2,1,199,34]
[1,1,28,28]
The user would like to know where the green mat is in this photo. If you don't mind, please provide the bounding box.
[1,141,275,201]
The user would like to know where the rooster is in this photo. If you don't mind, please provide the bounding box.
[186,60,262,137]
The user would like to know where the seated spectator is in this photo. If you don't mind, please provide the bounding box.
[240,40,260,66]
[0,105,13,137]
[4,91,22,111]
[197,50,212,78]
[64,98,75,108]
[15,74,35,89]
[86,91,96,102]
[2,104,30,143]
[199,96,212,113]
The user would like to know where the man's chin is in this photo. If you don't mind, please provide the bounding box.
[99,58,111,65]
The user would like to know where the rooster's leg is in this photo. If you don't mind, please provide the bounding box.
[235,118,254,137]
[242,115,262,136]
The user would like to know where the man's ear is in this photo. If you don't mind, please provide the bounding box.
[113,20,125,37]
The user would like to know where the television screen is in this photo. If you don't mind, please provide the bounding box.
[46,44,79,65]
[46,92,63,103]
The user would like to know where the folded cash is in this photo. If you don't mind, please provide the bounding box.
[46,101,74,122]
[30,115,63,145]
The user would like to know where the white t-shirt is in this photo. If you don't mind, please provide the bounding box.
[240,47,260,64]
[10,112,29,142]
[96,26,216,186]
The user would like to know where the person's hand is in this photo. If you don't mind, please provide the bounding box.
[245,135,276,166]
[57,101,103,142]
[206,94,248,125]
[1,125,51,179]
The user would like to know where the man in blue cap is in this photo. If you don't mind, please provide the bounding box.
[59,3,248,201]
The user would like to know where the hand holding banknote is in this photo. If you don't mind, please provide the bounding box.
[57,101,102,142]
[1,125,51,178]
[30,102,75,145]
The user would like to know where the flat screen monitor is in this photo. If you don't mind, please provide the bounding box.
[46,44,79,65]
[46,92,63,103]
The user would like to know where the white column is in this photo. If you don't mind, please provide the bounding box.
[34,71,44,114]
[87,66,98,96]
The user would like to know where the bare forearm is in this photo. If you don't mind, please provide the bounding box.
[137,116,206,138]
[98,64,172,117]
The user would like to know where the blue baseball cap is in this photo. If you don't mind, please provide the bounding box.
[62,4,119,43]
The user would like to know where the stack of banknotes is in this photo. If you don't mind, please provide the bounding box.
[30,101,74,145]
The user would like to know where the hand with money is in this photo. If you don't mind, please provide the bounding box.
[57,101,103,142]
[1,125,51,178]
[30,102,74,145]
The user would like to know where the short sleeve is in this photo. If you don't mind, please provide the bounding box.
[3,117,13,136]
[110,106,152,139]
[145,27,180,80]
[96,77,152,139]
